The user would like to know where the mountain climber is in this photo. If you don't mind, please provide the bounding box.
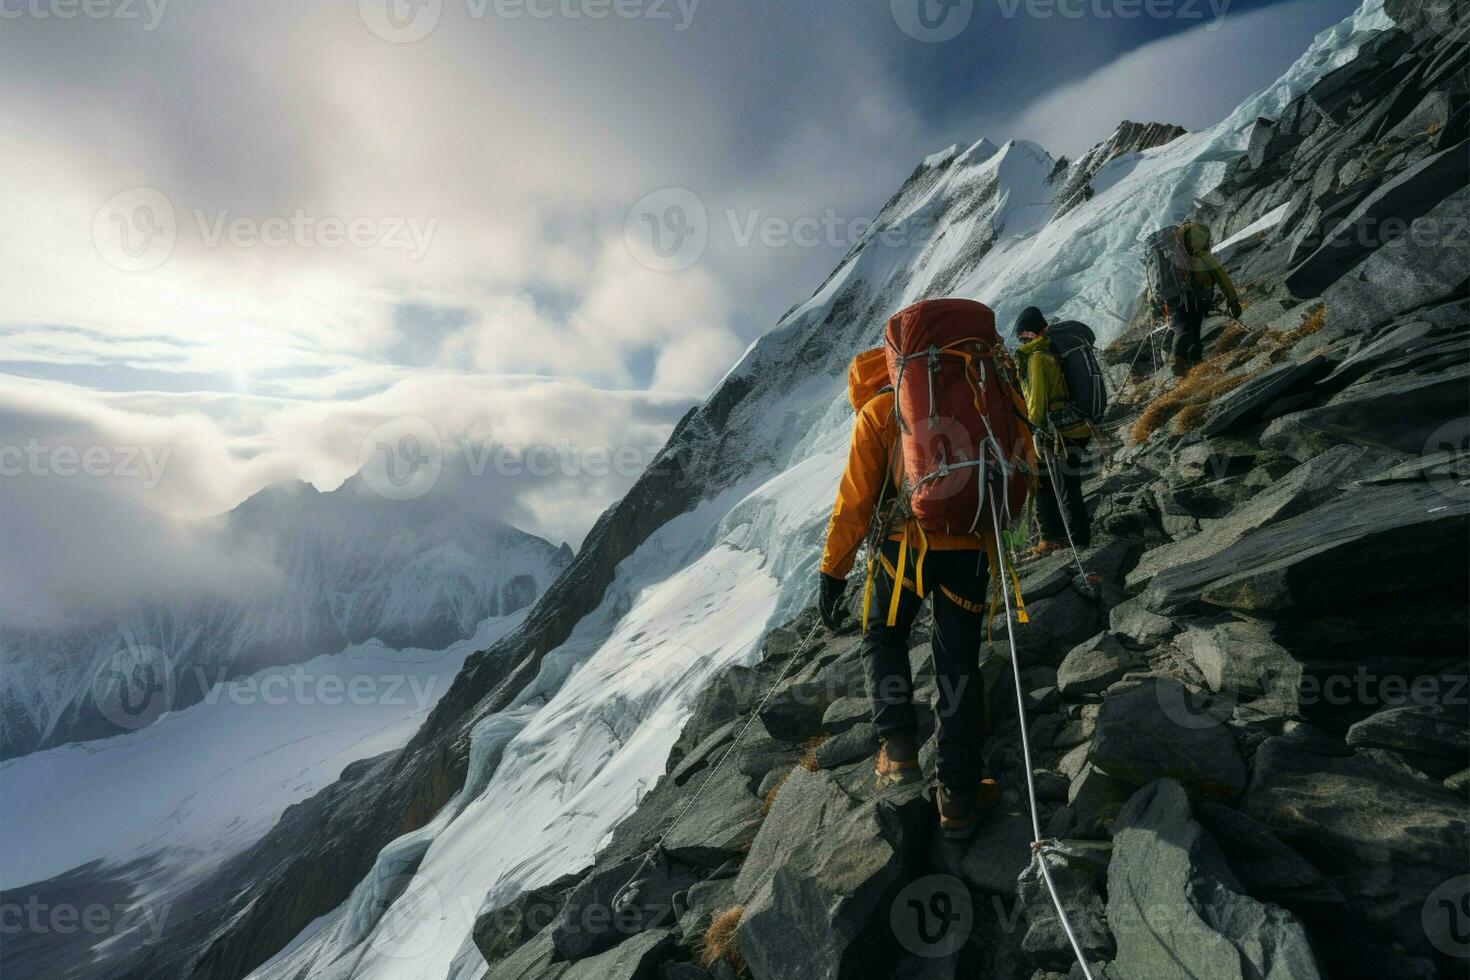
[1170,221,1242,375]
[816,345,1004,840]
[1014,307,1092,558]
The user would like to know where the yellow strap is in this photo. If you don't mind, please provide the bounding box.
[860,557,876,636]
[886,531,909,627]
[1009,562,1030,624]
[913,523,929,598]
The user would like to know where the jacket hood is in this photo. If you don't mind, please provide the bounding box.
[1016,333,1051,371]
[1181,222,1212,255]
[847,348,890,410]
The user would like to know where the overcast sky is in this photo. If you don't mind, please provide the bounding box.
[0,0,1360,622]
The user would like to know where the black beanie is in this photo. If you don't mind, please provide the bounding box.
[1015,306,1048,337]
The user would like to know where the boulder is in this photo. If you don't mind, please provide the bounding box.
[735,772,930,980]
[1261,364,1470,462]
[813,722,877,769]
[1194,802,1348,926]
[659,964,712,980]
[1317,184,1470,336]
[675,876,735,948]
[474,870,584,967]
[957,811,1035,897]
[1017,846,1113,970]
[1066,764,1133,839]
[758,648,866,741]
[1056,634,1135,699]
[1345,700,1469,780]
[1143,482,1470,616]
[1107,780,1321,979]
[1244,736,1469,970]
[661,763,764,868]
[1175,619,1301,714]
[1129,444,1404,589]
[563,927,675,980]
[1199,356,1333,437]
[821,696,870,735]
[485,925,568,980]
[1108,598,1177,649]
[554,856,699,961]
[671,720,738,786]
[1088,679,1247,801]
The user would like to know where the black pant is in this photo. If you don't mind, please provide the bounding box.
[1037,438,1091,549]
[1169,296,1208,364]
[862,539,989,788]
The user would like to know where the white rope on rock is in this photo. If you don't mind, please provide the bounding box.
[989,498,1098,980]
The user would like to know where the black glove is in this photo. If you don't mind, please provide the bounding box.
[1228,300,1243,319]
[818,573,849,630]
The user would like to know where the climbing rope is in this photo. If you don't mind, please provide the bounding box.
[989,498,1098,980]
[613,609,826,912]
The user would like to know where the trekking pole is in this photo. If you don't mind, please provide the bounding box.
[1038,440,1101,601]
[988,498,1097,980]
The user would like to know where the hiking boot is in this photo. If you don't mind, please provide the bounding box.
[874,733,920,789]
[937,780,1000,839]
[1028,540,1064,560]
[1170,355,1191,377]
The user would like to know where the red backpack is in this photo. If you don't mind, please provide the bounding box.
[884,298,1034,536]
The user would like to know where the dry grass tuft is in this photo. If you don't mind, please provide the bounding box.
[1130,363,1256,442]
[700,906,747,973]
[796,735,828,772]
[762,768,793,814]
[1209,321,1249,355]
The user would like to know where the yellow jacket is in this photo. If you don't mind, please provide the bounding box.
[1181,222,1241,308]
[820,351,988,580]
[1017,336,1091,440]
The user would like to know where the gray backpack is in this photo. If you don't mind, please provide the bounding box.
[1046,320,1107,424]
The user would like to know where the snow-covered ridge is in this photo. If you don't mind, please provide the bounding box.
[1,459,572,758]
[243,5,1393,978]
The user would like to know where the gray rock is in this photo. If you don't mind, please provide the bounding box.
[1107,598,1177,649]
[1194,802,1348,924]
[1056,742,1090,781]
[676,877,736,948]
[555,857,698,961]
[1027,686,1061,714]
[1319,184,1470,337]
[1445,768,1470,794]
[1200,356,1333,438]
[1089,678,1247,801]
[812,722,877,769]
[1056,634,1135,699]
[1130,443,1404,589]
[1018,846,1113,970]
[756,765,790,800]
[563,927,675,980]
[474,870,583,967]
[759,649,865,741]
[658,963,712,980]
[959,811,1035,897]
[661,765,764,868]
[736,723,800,783]
[1261,364,1470,462]
[1175,619,1301,714]
[821,696,871,735]
[1143,482,1470,616]
[671,720,738,786]
[1067,764,1134,839]
[735,772,929,980]
[1034,769,1070,803]
[484,925,568,980]
[1108,780,1321,979]
[1244,736,1469,968]
[1345,699,1469,780]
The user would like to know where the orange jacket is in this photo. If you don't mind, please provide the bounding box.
[820,352,989,580]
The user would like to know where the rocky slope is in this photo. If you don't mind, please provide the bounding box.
[461,5,1468,979]
[94,2,1466,978]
